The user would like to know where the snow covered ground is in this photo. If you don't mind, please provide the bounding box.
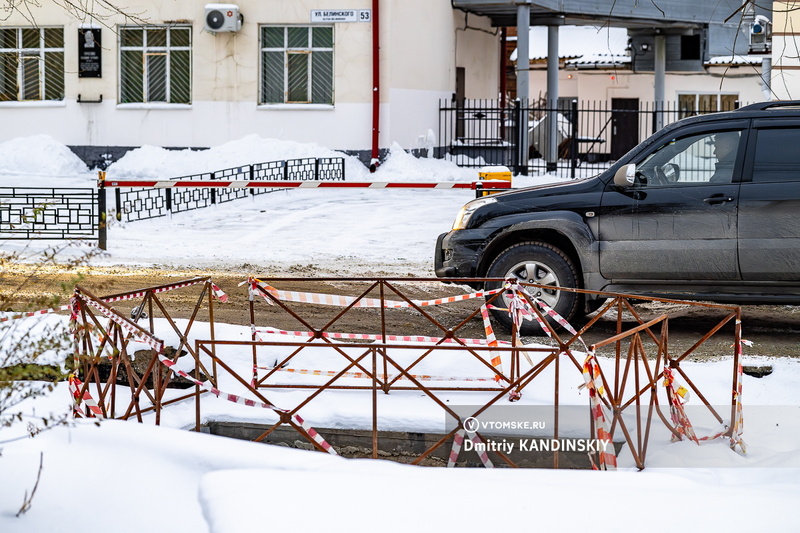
[1,135,799,533]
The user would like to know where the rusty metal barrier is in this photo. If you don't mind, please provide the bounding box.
[70,277,220,424]
[70,276,745,469]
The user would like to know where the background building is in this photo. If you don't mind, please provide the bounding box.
[0,1,500,167]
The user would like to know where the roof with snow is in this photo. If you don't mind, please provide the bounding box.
[705,55,765,67]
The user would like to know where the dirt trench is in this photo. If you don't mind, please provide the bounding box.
[3,263,799,359]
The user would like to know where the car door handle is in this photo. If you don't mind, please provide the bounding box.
[703,194,735,205]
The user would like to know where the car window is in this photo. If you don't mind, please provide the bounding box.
[752,127,800,182]
[633,129,744,187]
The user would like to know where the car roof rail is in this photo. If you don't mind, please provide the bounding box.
[737,100,800,111]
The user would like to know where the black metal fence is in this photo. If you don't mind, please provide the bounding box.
[113,157,346,222]
[0,187,98,240]
[438,99,741,177]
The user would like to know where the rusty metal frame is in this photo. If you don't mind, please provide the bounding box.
[72,275,744,469]
[70,277,219,427]
[238,277,743,469]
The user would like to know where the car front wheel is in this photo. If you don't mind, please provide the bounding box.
[485,242,580,335]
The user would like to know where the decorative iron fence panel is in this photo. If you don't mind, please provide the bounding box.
[0,187,97,240]
[115,157,346,222]
[439,99,742,178]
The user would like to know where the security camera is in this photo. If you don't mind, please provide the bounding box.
[751,15,770,35]
[749,14,771,53]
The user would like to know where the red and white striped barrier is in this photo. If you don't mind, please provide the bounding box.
[251,278,503,309]
[101,179,512,191]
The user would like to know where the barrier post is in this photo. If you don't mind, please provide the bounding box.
[97,170,107,250]
[570,99,578,179]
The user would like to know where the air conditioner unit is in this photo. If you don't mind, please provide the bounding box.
[204,4,243,33]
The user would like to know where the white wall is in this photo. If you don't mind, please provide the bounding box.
[529,68,764,105]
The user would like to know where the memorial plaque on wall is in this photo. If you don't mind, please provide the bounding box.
[78,28,101,78]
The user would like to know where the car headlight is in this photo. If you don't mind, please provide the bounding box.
[452,197,496,230]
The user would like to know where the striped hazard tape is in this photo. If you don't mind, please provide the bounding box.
[69,374,104,419]
[581,353,617,471]
[447,429,494,468]
[479,304,504,382]
[251,278,503,309]
[260,365,501,383]
[5,278,227,324]
[663,366,735,446]
[730,322,747,453]
[255,326,511,347]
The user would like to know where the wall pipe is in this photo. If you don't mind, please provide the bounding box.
[370,0,380,172]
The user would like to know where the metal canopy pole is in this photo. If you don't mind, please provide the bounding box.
[516,1,531,175]
[546,24,559,172]
[654,33,666,131]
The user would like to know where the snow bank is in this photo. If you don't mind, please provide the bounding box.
[0,135,88,176]
[377,142,477,182]
[106,134,371,181]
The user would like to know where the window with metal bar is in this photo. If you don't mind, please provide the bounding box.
[260,25,333,105]
[678,93,738,119]
[0,27,63,102]
[119,25,191,104]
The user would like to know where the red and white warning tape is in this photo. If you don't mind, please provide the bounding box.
[663,365,737,446]
[729,322,747,453]
[581,353,618,470]
[74,292,165,353]
[255,326,510,347]
[69,374,104,419]
[251,278,503,309]
[4,278,227,324]
[447,428,494,468]
[261,365,501,383]
[479,304,505,382]
[102,179,512,191]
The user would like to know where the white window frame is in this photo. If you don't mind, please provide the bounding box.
[118,25,192,106]
[0,27,64,103]
[259,25,334,106]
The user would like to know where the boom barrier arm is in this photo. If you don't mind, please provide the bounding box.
[100,179,512,195]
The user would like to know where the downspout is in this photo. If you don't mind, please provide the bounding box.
[370,0,380,172]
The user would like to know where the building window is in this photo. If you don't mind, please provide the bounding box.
[260,25,333,105]
[678,93,738,118]
[0,27,64,102]
[119,25,191,104]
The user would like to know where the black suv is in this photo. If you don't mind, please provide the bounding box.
[435,101,800,331]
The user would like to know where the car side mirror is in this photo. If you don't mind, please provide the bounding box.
[614,164,636,188]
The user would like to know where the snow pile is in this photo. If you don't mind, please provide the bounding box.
[107,134,371,181]
[0,135,89,176]
[377,142,477,182]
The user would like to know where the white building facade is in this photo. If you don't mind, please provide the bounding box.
[0,1,500,165]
